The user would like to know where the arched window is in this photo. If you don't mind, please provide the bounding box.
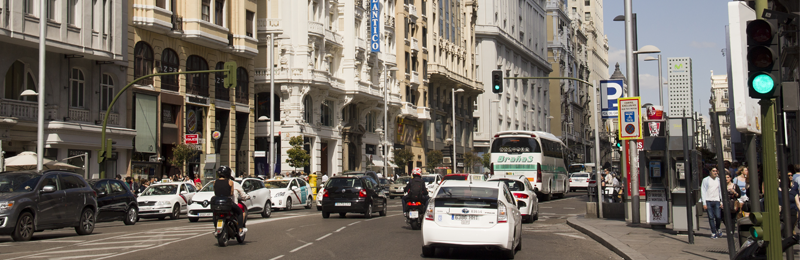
[303,95,312,123]
[100,74,115,111]
[70,68,85,108]
[186,55,209,96]
[160,48,179,91]
[133,41,154,85]
[3,61,36,102]
[235,67,248,104]
[214,62,228,101]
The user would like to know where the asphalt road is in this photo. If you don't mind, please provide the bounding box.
[0,192,620,260]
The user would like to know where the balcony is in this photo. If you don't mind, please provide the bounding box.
[411,71,420,85]
[417,106,431,120]
[400,102,419,118]
[325,29,344,46]
[385,16,395,29]
[183,19,231,49]
[308,21,324,38]
[411,38,419,53]
[357,38,366,52]
[408,4,418,19]
[132,3,174,33]
[382,52,397,65]
[69,109,91,123]
[257,18,282,33]
[0,99,38,121]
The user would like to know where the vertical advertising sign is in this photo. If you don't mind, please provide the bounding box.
[370,0,381,52]
[600,79,624,119]
[618,97,642,140]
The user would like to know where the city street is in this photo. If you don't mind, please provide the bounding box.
[0,193,619,260]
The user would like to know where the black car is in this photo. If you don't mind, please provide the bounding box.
[88,179,138,225]
[342,171,380,183]
[321,176,387,219]
[0,170,98,241]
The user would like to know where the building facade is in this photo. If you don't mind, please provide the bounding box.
[583,0,610,168]
[709,71,731,162]
[473,0,551,160]
[667,57,693,117]
[0,0,133,178]
[127,0,257,180]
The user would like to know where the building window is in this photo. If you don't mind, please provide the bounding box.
[215,0,224,26]
[321,100,333,126]
[584,12,590,21]
[186,55,209,97]
[235,67,248,104]
[246,10,254,37]
[303,95,312,123]
[202,0,210,22]
[100,74,114,111]
[3,61,36,102]
[214,62,229,101]
[46,0,56,20]
[160,48,179,91]
[585,0,590,5]
[70,68,85,108]
[23,0,32,14]
[473,118,479,132]
[156,0,166,9]
[67,0,77,25]
[366,111,376,133]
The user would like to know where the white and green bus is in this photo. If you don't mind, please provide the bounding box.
[489,131,570,200]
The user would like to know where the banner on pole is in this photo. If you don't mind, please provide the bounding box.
[370,0,381,52]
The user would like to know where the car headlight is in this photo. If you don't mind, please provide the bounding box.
[156,201,171,206]
[275,192,285,197]
[0,201,13,211]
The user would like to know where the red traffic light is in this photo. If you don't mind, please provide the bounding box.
[747,46,776,69]
[746,19,775,45]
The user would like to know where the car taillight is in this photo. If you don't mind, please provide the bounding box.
[323,190,329,198]
[588,180,596,184]
[490,163,495,176]
[513,193,529,199]
[570,178,573,182]
[424,202,435,221]
[407,202,422,206]
[359,189,367,197]
[218,214,226,218]
[497,203,508,223]
[536,163,542,183]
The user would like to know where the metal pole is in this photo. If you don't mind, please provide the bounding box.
[452,88,457,173]
[747,135,761,211]
[682,113,695,244]
[657,55,663,106]
[632,13,639,97]
[36,0,46,171]
[593,80,603,218]
[269,33,275,179]
[776,94,793,259]
[383,64,388,180]
[710,102,735,257]
[1,142,4,172]
[760,98,782,259]
[623,0,639,224]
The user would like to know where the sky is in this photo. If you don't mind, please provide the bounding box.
[603,0,732,122]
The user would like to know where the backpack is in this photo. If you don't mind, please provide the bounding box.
[408,179,426,201]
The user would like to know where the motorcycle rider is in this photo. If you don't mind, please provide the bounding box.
[402,168,429,216]
[214,166,246,236]
[232,176,250,231]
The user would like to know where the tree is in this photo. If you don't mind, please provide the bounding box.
[168,142,201,177]
[286,136,311,173]
[462,150,481,173]
[482,152,492,169]
[392,148,414,175]
[426,150,443,173]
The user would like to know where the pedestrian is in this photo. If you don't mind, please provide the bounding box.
[725,172,741,221]
[702,167,724,239]
[115,174,122,180]
[194,175,201,186]
[733,166,749,197]
[138,179,149,194]
[321,172,329,184]
[729,161,740,179]
[124,177,136,191]
[788,180,800,234]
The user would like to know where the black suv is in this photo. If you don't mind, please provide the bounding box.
[88,179,138,225]
[321,176,387,219]
[0,170,98,241]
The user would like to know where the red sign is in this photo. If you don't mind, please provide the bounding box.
[185,134,199,144]
[625,140,646,196]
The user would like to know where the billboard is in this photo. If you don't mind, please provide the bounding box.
[601,79,624,119]
[370,0,381,52]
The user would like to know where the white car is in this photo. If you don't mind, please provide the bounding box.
[422,181,522,258]
[187,178,272,222]
[316,187,325,211]
[488,175,539,223]
[569,172,591,191]
[421,174,443,197]
[137,182,197,220]
[265,178,314,210]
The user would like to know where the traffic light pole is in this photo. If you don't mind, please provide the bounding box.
[98,68,232,179]
[761,99,782,259]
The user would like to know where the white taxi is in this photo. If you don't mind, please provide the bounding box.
[421,174,443,197]
[265,178,313,210]
[187,178,273,222]
[137,182,197,220]
[488,175,539,223]
[422,181,522,258]
[316,187,325,211]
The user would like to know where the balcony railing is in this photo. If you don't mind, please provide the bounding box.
[411,38,419,52]
[172,15,183,32]
[385,15,395,29]
[186,83,209,97]
[408,5,418,18]
[417,106,431,120]
[0,99,37,120]
[69,109,91,122]
[257,18,282,32]
[411,71,420,85]
[401,102,418,118]
[235,89,248,104]
[215,83,230,101]
[308,21,324,37]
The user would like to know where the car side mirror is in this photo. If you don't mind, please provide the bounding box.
[41,185,56,193]
[98,191,107,197]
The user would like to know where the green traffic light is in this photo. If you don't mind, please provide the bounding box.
[494,85,500,90]
[752,73,775,94]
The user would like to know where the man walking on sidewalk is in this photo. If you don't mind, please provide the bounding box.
[702,167,724,239]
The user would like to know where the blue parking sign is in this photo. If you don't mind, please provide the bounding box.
[624,112,635,122]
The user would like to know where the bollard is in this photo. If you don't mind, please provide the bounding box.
[309,173,317,200]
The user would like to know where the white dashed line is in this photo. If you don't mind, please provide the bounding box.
[348,221,361,226]
[290,242,313,253]
[286,228,295,232]
[541,207,553,209]
[49,253,115,259]
[563,207,575,209]
[269,255,285,260]
[316,233,333,241]
[335,227,346,232]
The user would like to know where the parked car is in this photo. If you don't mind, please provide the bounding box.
[569,172,591,192]
[488,175,539,223]
[389,176,412,199]
[0,170,98,241]
[421,180,523,258]
[88,179,138,225]
[264,178,313,210]
[316,187,325,210]
[188,178,272,222]
[137,182,197,220]
[321,176,387,218]
[378,178,391,189]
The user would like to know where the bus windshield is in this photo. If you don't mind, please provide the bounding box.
[491,137,541,153]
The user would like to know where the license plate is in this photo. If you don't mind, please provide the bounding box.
[409,211,419,218]
[199,213,212,217]
[453,215,480,221]
[216,220,223,229]
[335,202,351,206]
[140,207,151,210]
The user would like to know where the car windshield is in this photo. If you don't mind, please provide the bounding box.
[393,177,411,184]
[489,180,525,191]
[434,187,499,208]
[141,185,178,196]
[264,180,290,189]
[422,176,436,183]
[199,180,240,192]
[0,173,41,193]
[572,173,589,178]
[325,178,362,189]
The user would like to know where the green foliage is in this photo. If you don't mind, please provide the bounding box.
[286,136,310,172]
[462,150,482,173]
[482,153,492,169]
[392,148,414,175]
[426,150,443,172]
[168,142,201,175]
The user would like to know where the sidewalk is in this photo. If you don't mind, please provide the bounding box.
[567,214,737,260]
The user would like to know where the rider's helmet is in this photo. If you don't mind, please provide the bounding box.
[412,168,422,177]
[217,166,232,179]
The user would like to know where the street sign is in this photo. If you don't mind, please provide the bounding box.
[185,134,199,144]
[370,0,381,52]
[618,97,642,140]
[601,79,624,119]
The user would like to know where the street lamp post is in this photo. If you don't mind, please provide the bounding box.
[383,65,398,179]
[452,88,464,173]
[36,0,47,171]
[614,13,639,96]
[644,54,664,106]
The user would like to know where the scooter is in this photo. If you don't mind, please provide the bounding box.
[406,200,425,230]
[734,234,798,259]
[210,197,247,247]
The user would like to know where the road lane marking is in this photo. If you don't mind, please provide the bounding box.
[556,233,586,240]
[316,233,332,241]
[335,227,346,232]
[37,240,86,243]
[47,253,114,260]
[563,207,575,209]
[269,255,285,260]
[541,207,553,209]
[78,239,175,246]
[286,228,295,232]
[290,242,313,253]
[348,221,361,226]
[118,233,200,239]
[94,233,207,260]
[21,245,152,255]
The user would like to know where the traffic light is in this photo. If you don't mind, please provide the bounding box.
[746,19,780,99]
[223,61,237,89]
[97,138,113,164]
[749,212,769,241]
[491,70,503,94]
[614,132,622,148]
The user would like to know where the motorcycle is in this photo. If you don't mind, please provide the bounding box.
[406,200,425,230]
[211,197,247,247]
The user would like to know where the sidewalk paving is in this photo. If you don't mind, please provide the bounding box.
[567,214,739,260]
